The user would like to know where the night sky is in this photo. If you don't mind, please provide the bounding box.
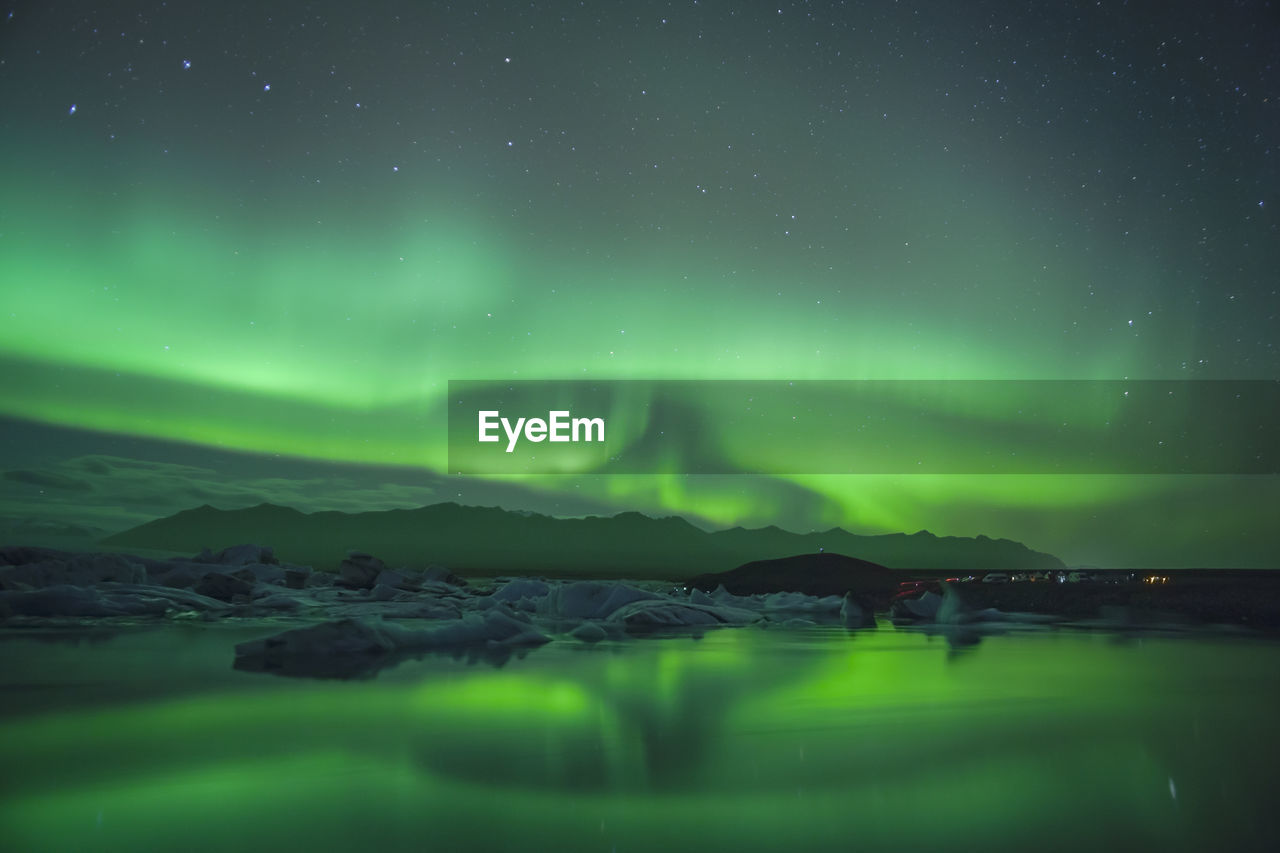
[1,1,1277,567]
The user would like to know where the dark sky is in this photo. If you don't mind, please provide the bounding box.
[0,1,1276,566]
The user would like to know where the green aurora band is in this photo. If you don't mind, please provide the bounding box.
[0,1,1276,566]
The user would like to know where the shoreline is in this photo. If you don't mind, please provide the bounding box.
[3,544,1279,634]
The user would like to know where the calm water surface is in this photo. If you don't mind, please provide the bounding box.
[1,622,1277,851]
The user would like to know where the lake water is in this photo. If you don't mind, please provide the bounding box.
[1,622,1277,851]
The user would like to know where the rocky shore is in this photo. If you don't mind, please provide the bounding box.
[2,544,1275,678]
[0,544,874,677]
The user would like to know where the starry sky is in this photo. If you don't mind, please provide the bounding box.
[0,1,1277,567]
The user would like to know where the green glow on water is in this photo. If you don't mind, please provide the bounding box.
[0,626,1276,851]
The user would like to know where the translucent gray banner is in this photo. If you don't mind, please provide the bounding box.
[446,380,1278,475]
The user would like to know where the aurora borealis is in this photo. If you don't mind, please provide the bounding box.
[1,1,1277,566]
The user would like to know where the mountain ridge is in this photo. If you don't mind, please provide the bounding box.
[102,501,1066,577]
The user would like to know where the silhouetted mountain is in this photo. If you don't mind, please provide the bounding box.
[690,552,898,597]
[101,501,1065,578]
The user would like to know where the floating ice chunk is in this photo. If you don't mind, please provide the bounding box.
[761,591,844,612]
[569,621,608,643]
[282,567,312,589]
[372,569,416,591]
[194,544,278,566]
[419,579,464,596]
[369,583,402,601]
[193,571,254,601]
[0,582,232,618]
[896,590,943,621]
[708,584,754,607]
[148,563,204,589]
[328,601,461,620]
[607,599,762,628]
[237,617,400,662]
[840,592,876,628]
[937,583,970,624]
[0,584,145,617]
[252,592,312,612]
[421,565,466,586]
[0,551,147,588]
[235,610,551,671]
[688,587,716,606]
[304,569,335,588]
[235,611,549,678]
[491,578,550,602]
[539,581,662,619]
[230,562,289,585]
[337,552,387,589]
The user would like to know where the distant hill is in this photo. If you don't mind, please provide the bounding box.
[690,552,898,597]
[100,502,1065,578]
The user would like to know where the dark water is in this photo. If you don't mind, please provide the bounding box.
[1,622,1277,851]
